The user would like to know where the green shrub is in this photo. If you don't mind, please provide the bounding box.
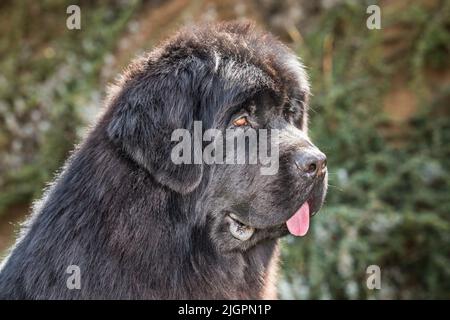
[280,0,450,299]
[0,0,139,213]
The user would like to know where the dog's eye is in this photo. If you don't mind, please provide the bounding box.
[233,116,249,127]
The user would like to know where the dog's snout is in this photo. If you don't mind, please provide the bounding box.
[294,149,327,178]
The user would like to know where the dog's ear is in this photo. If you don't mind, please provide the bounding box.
[107,58,206,194]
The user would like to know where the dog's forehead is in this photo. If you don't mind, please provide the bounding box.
[120,22,310,111]
[282,55,310,97]
[211,51,309,108]
[216,56,274,90]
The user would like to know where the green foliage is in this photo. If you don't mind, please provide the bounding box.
[280,0,450,299]
[0,0,139,213]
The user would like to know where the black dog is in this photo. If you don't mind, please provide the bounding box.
[0,22,327,299]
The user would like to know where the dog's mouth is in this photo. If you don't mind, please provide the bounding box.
[226,199,317,241]
[285,201,311,237]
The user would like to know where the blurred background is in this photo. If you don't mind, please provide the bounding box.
[0,0,449,299]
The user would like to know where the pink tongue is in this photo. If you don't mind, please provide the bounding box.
[286,202,310,236]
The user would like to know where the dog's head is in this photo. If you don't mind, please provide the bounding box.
[106,22,327,251]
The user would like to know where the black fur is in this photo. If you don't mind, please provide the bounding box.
[0,22,327,299]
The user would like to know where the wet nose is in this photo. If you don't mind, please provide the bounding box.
[294,149,327,177]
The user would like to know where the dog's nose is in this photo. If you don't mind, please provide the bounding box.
[294,149,327,178]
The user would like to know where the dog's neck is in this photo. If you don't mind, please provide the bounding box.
[143,187,281,299]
